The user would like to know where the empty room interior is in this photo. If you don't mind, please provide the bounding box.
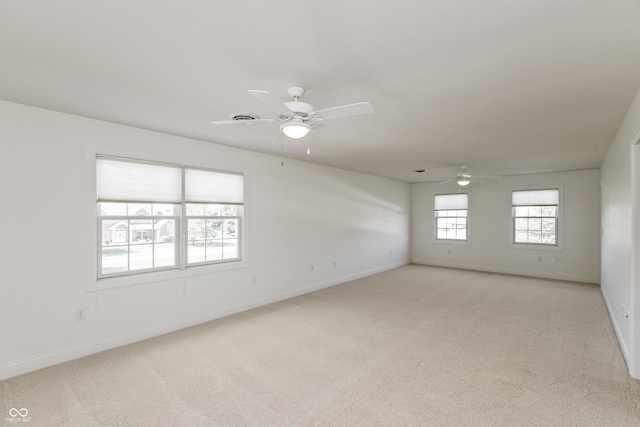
[2,1,640,425]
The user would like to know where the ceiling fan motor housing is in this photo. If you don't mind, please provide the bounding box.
[285,87,314,119]
[284,101,314,117]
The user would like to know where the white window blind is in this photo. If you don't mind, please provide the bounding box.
[185,168,244,204]
[435,193,468,210]
[512,189,559,206]
[96,157,182,203]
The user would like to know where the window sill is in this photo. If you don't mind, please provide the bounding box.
[433,239,471,246]
[508,242,563,251]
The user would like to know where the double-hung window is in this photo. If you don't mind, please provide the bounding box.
[184,168,243,265]
[512,189,559,246]
[96,156,243,279]
[435,193,469,241]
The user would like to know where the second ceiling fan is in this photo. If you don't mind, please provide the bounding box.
[429,166,502,187]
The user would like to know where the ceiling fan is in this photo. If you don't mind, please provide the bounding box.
[212,87,374,143]
[428,166,502,187]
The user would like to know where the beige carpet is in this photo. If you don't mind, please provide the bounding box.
[2,265,639,426]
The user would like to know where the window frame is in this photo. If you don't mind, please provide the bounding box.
[509,186,563,251]
[434,192,470,243]
[85,146,248,291]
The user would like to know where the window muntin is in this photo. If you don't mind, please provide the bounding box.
[435,193,469,241]
[512,189,559,246]
[96,156,243,279]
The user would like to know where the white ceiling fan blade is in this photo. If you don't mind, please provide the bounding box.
[423,178,454,183]
[313,102,374,120]
[315,122,358,140]
[270,129,283,145]
[212,120,244,125]
[475,175,503,179]
[212,118,276,125]
[248,90,292,114]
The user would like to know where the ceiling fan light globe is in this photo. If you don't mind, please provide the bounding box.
[281,122,311,139]
[457,178,471,186]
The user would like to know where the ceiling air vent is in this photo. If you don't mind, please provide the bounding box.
[231,114,259,121]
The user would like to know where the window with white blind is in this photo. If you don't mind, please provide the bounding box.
[511,188,559,246]
[96,156,244,279]
[434,193,469,241]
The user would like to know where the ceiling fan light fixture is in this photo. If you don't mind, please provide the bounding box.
[281,121,311,139]
[457,177,471,186]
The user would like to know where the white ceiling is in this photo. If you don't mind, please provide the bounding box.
[2,1,640,182]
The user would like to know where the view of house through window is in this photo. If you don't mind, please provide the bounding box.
[99,202,178,276]
[435,193,469,241]
[96,156,243,279]
[512,189,559,245]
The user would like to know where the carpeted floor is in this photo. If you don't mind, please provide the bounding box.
[2,265,640,426]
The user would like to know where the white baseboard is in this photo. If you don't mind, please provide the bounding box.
[0,260,409,381]
[600,287,631,373]
[412,259,599,284]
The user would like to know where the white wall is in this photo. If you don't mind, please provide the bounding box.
[0,100,411,380]
[600,87,640,379]
[412,169,600,284]
[635,143,640,379]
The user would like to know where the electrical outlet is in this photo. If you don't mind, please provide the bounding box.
[389,250,393,256]
[75,308,86,321]
[310,265,315,272]
[538,256,543,262]
[252,276,257,285]
[333,261,337,268]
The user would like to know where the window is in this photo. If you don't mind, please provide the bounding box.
[98,202,179,277]
[435,193,468,241]
[512,189,559,246]
[96,156,243,279]
[186,204,241,265]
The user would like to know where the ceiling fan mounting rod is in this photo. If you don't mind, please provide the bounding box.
[288,86,305,101]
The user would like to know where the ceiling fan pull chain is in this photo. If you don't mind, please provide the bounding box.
[281,133,285,166]
[307,133,311,155]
